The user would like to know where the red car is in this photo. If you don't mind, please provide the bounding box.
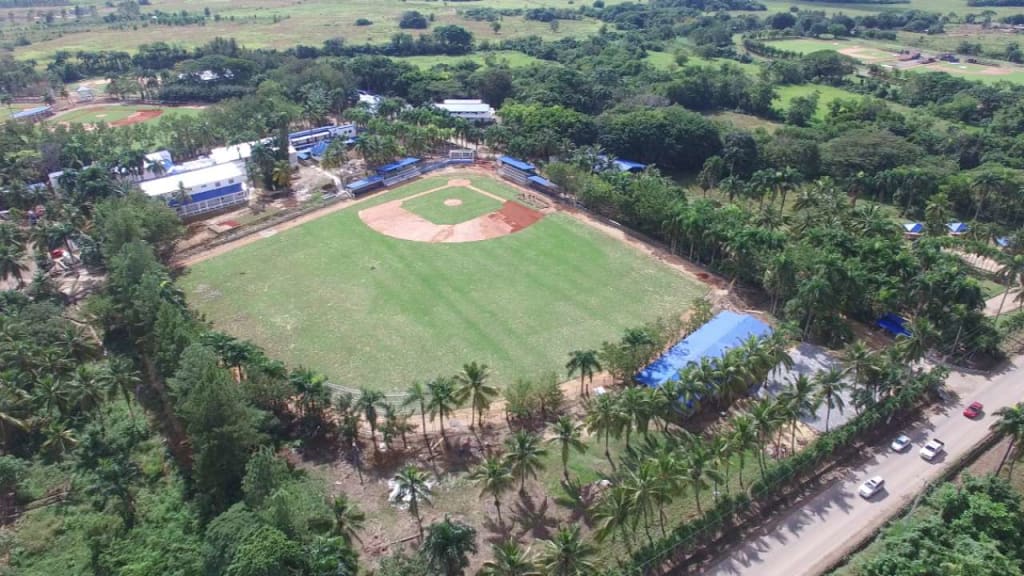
[963,401,984,419]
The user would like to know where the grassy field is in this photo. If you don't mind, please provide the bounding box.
[8,0,605,61]
[393,50,543,69]
[760,0,1024,17]
[51,104,201,125]
[645,50,763,74]
[181,173,705,392]
[402,186,503,224]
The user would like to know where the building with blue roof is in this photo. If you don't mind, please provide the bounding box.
[289,124,356,151]
[11,105,53,123]
[377,157,421,175]
[636,311,773,389]
[947,222,969,236]
[902,222,923,237]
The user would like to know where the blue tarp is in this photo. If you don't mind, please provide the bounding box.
[947,222,969,234]
[636,311,773,388]
[997,236,1013,248]
[499,156,535,172]
[528,175,557,189]
[376,157,420,174]
[877,313,911,338]
[310,141,329,157]
[296,150,312,160]
[902,222,923,234]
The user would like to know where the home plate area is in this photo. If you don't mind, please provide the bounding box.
[358,179,544,243]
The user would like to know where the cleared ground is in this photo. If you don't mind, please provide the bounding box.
[181,172,705,392]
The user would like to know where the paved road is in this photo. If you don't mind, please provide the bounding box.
[706,355,1024,576]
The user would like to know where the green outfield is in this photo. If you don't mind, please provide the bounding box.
[181,173,705,392]
[402,186,503,225]
[51,104,201,126]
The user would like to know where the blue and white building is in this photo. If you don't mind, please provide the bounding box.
[140,162,249,218]
[435,99,496,123]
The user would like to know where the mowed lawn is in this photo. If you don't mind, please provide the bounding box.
[181,173,705,392]
[52,104,201,125]
[403,186,502,225]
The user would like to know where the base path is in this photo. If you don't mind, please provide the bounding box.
[704,354,1024,576]
[358,179,543,243]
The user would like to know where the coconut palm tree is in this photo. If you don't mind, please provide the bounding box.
[994,254,1024,319]
[566,350,602,398]
[991,403,1024,477]
[0,385,28,454]
[330,493,366,545]
[422,516,478,576]
[750,398,784,476]
[356,388,385,447]
[173,182,191,207]
[427,376,462,444]
[469,456,514,526]
[393,465,432,540]
[547,416,587,482]
[97,356,140,414]
[539,525,596,576]
[622,460,664,543]
[454,361,496,429]
[593,485,636,551]
[402,380,430,440]
[729,413,759,489]
[504,430,547,494]
[271,160,292,190]
[841,341,879,408]
[617,387,652,449]
[679,437,722,516]
[780,375,820,454]
[480,540,539,576]
[584,393,623,465]
[0,244,28,288]
[814,367,847,433]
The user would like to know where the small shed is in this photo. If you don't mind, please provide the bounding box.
[76,85,95,102]
[902,222,924,239]
[947,222,969,236]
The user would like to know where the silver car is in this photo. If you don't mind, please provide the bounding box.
[890,434,912,452]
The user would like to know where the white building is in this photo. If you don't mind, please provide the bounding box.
[75,85,95,102]
[435,99,496,123]
[358,91,382,113]
[139,162,249,219]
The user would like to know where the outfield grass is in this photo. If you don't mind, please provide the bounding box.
[403,186,503,225]
[393,50,543,69]
[182,173,705,392]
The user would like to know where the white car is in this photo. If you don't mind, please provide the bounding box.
[920,439,945,461]
[859,476,885,499]
[890,434,912,452]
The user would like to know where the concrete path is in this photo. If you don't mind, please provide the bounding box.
[706,355,1024,576]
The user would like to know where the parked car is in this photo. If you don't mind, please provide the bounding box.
[890,434,912,452]
[859,476,885,499]
[963,401,984,419]
[920,439,945,461]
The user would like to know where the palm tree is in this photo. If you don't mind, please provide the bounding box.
[814,367,847,433]
[173,181,191,206]
[750,398,783,476]
[584,393,623,465]
[680,437,722,516]
[504,430,547,494]
[780,375,820,454]
[97,356,140,414]
[841,341,878,407]
[566,350,602,398]
[330,493,366,545]
[547,416,587,482]
[455,361,497,429]
[469,456,514,526]
[0,385,29,454]
[403,380,430,440]
[271,160,292,190]
[427,376,462,444]
[622,460,663,543]
[994,254,1024,319]
[593,485,636,551]
[991,403,1024,477]
[539,525,596,576]
[896,317,937,366]
[393,465,432,540]
[356,388,385,447]
[729,413,759,489]
[422,516,478,576]
[0,244,28,288]
[480,540,539,576]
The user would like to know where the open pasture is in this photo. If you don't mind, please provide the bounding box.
[51,104,201,126]
[181,172,705,392]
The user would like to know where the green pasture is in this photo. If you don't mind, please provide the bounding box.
[760,0,1024,17]
[393,50,543,69]
[181,173,705,392]
[645,50,762,74]
[913,60,1024,85]
[402,186,503,225]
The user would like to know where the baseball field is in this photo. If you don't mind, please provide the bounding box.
[181,172,705,392]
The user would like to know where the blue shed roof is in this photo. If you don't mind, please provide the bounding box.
[11,105,52,119]
[499,156,535,172]
[528,175,557,189]
[997,236,1013,248]
[636,311,773,389]
[947,222,969,234]
[613,159,647,172]
[345,175,384,191]
[902,222,923,234]
[376,157,420,174]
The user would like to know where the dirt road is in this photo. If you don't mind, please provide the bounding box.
[705,355,1024,576]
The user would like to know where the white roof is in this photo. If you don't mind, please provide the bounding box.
[210,141,256,164]
[139,162,246,197]
[436,101,494,114]
[76,85,93,93]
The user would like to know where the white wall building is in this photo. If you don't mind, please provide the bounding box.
[435,99,496,123]
[139,162,249,219]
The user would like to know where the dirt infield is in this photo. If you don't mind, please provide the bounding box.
[359,179,544,243]
[111,108,163,126]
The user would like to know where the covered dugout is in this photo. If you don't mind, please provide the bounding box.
[636,311,772,389]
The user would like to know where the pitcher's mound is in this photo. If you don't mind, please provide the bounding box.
[444,198,463,207]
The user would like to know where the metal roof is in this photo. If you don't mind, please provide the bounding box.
[139,162,246,197]
[11,106,52,119]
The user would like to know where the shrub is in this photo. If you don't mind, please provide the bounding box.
[355,18,372,26]
[398,10,428,29]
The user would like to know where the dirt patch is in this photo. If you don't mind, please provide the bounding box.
[448,178,472,187]
[443,198,463,207]
[359,184,544,244]
[111,108,162,127]
[837,46,893,62]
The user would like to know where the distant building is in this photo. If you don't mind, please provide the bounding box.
[358,91,382,113]
[289,124,357,152]
[11,105,53,124]
[76,85,95,102]
[435,99,496,123]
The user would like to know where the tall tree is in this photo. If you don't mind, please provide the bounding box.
[469,456,514,526]
[427,376,462,445]
[504,430,547,494]
[814,367,847,433]
[402,380,431,441]
[422,516,478,576]
[480,540,539,576]
[547,416,587,482]
[356,388,386,448]
[538,525,596,576]
[454,361,496,429]
[331,493,366,545]
[566,350,602,398]
[780,375,820,454]
[393,465,432,540]
[991,403,1024,477]
[584,393,623,465]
